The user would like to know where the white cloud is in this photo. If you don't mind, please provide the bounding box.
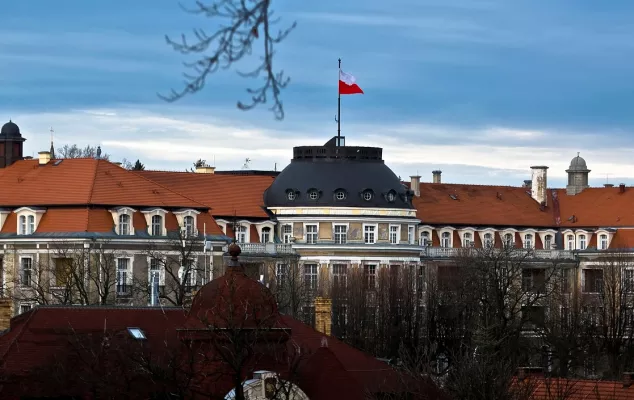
[9,106,634,185]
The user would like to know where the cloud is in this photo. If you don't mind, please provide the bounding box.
[9,106,634,189]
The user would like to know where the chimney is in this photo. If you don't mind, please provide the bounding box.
[38,151,51,165]
[314,297,332,336]
[195,166,216,174]
[523,180,532,189]
[604,183,614,188]
[623,372,634,387]
[432,170,442,184]
[410,175,421,197]
[530,166,549,207]
[620,184,626,194]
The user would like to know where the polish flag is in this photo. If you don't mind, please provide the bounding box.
[339,70,364,95]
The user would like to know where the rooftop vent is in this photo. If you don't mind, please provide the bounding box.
[449,194,458,201]
[127,327,146,340]
[620,183,626,194]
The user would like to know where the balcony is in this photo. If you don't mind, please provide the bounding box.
[422,247,576,260]
[228,242,296,255]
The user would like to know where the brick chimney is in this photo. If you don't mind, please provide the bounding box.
[410,175,421,197]
[314,297,332,336]
[195,166,216,174]
[432,170,442,184]
[620,184,626,194]
[38,151,51,165]
[530,166,548,207]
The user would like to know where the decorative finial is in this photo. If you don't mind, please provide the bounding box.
[228,243,241,261]
[577,152,580,157]
[96,146,102,159]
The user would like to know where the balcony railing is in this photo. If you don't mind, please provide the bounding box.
[421,247,576,260]
[229,242,296,255]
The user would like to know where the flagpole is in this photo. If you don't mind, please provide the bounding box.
[337,58,341,145]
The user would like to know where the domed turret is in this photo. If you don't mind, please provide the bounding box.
[566,152,590,195]
[0,120,22,139]
[0,120,26,168]
[187,243,279,328]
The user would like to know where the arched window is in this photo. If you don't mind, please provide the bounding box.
[504,233,514,247]
[151,215,163,236]
[483,233,493,248]
[261,227,271,243]
[579,234,587,250]
[18,215,26,235]
[600,234,608,250]
[462,232,472,247]
[118,214,130,235]
[544,234,553,250]
[566,235,575,250]
[524,234,533,249]
[184,216,195,236]
[441,232,451,248]
[420,231,430,246]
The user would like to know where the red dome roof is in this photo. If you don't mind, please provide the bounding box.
[187,244,279,328]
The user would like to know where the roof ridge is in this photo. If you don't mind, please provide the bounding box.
[87,159,100,205]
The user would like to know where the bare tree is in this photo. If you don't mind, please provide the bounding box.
[161,0,296,120]
[57,144,110,160]
[267,255,310,320]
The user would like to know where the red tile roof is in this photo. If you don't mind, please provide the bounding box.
[0,159,207,209]
[516,376,634,399]
[556,187,634,227]
[139,171,274,218]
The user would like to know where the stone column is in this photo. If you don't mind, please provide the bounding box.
[314,296,332,336]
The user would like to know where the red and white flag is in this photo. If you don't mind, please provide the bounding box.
[339,70,364,95]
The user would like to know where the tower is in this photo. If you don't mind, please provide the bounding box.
[0,120,26,168]
[566,153,590,195]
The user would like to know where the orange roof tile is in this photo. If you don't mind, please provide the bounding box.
[197,212,223,235]
[414,183,555,227]
[138,171,274,218]
[37,208,113,233]
[0,159,208,209]
[556,187,634,227]
[522,376,634,399]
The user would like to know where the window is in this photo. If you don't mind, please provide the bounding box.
[524,234,533,249]
[282,224,293,243]
[364,265,376,289]
[184,216,195,236]
[305,224,318,244]
[364,225,376,244]
[151,215,163,236]
[544,234,553,250]
[408,226,416,244]
[483,233,493,248]
[504,233,514,247]
[335,190,346,200]
[600,234,608,250]
[522,269,545,292]
[19,303,32,314]
[27,215,35,234]
[260,227,271,243]
[19,215,26,235]
[21,257,32,287]
[127,327,146,340]
[362,190,373,201]
[287,190,296,201]
[116,258,130,295]
[302,306,315,326]
[420,231,430,246]
[463,232,472,247]
[148,258,163,305]
[332,264,347,289]
[441,232,451,248]
[387,191,396,202]
[54,258,73,287]
[579,234,587,250]
[118,214,131,235]
[235,225,247,243]
[275,264,288,286]
[624,270,634,293]
[308,190,319,200]
[566,235,574,250]
[389,225,399,244]
[304,264,318,291]
[333,224,347,244]
[582,269,603,293]
[179,259,196,288]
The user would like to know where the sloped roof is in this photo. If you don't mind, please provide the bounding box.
[0,159,207,209]
[516,376,634,399]
[556,187,634,227]
[414,183,555,228]
[139,170,275,218]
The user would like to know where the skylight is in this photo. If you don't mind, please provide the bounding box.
[127,327,146,340]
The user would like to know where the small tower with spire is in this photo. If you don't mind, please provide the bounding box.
[49,127,55,159]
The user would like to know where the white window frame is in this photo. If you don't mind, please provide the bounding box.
[332,223,348,245]
[147,257,166,286]
[19,302,33,315]
[304,263,318,291]
[304,223,318,244]
[462,232,473,247]
[20,256,33,287]
[116,257,133,295]
[260,226,271,243]
[523,234,533,249]
[141,208,168,237]
[389,225,400,245]
[408,225,416,244]
[281,224,293,244]
[566,234,575,250]
[544,234,553,250]
[483,232,494,248]
[599,234,609,250]
[173,209,201,237]
[15,207,45,235]
[150,214,163,236]
[234,224,248,243]
[440,231,452,248]
[578,234,587,250]
[179,258,197,287]
[419,227,432,246]
[363,224,378,244]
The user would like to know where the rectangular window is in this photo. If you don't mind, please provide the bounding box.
[408,225,416,244]
[19,303,32,314]
[364,265,376,289]
[117,258,130,295]
[235,226,247,243]
[21,257,32,287]
[599,235,608,250]
[54,258,73,287]
[180,259,196,287]
[333,224,347,244]
[275,263,288,286]
[522,269,545,292]
[304,264,318,291]
[625,270,634,293]
[151,215,163,236]
[364,225,376,244]
[149,258,163,305]
[305,224,318,244]
[302,305,315,326]
[332,264,347,289]
[389,225,399,244]
[261,228,271,243]
[582,269,604,293]
[282,225,293,244]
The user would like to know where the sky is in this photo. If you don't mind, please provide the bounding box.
[2,0,634,187]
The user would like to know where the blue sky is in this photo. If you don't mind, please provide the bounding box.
[2,0,634,187]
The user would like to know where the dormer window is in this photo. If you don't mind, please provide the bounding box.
[141,208,167,237]
[19,215,35,235]
[504,233,514,247]
[334,189,347,201]
[118,214,131,235]
[286,189,297,201]
[184,216,195,236]
[308,189,320,201]
[362,190,373,201]
[566,234,574,250]
[484,233,494,248]
[151,215,163,236]
[15,207,46,235]
[600,234,608,250]
[524,234,533,249]
[386,190,397,203]
[544,234,553,249]
[173,209,200,237]
[579,234,587,250]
